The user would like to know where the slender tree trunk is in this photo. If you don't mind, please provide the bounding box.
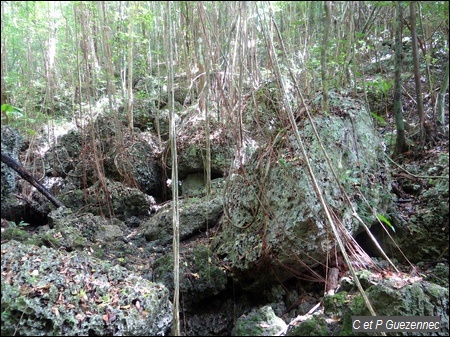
[393,1,407,159]
[197,3,212,196]
[1,1,9,120]
[77,2,113,218]
[166,2,180,335]
[45,1,57,117]
[418,3,435,115]
[436,56,449,135]
[410,1,426,145]
[321,1,331,112]
[237,2,246,157]
[126,2,135,132]
[99,1,123,148]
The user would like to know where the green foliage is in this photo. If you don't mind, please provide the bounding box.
[1,104,43,136]
[7,220,29,228]
[2,103,24,119]
[377,213,395,233]
[368,76,394,97]
[371,112,387,126]
[2,222,31,242]
[278,157,288,168]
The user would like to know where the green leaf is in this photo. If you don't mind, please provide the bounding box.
[2,104,24,118]
[377,214,395,233]
[1,104,14,112]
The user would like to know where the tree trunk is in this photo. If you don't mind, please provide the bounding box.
[1,153,63,208]
[393,2,407,159]
[410,1,426,146]
[197,3,211,196]
[166,2,180,335]
[1,2,8,112]
[126,2,135,132]
[321,1,331,112]
[436,56,449,135]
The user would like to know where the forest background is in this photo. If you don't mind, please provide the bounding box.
[1,2,449,336]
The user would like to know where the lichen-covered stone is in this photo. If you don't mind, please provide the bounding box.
[337,276,449,336]
[213,93,392,287]
[143,192,223,244]
[152,244,227,305]
[60,179,155,222]
[1,126,25,217]
[1,240,172,336]
[286,316,330,336]
[231,305,286,336]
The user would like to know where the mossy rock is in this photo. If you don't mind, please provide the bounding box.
[232,305,286,336]
[286,316,329,336]
[153,243,227,304]
[1,240,172,336]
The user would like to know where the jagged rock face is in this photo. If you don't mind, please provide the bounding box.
[1,126,25,219]
[323,274,449,337]
[1,240,172,336]
[143,184,224,245]
[390,151,449,263]
[59,178,155,222]
[212,94,393,288]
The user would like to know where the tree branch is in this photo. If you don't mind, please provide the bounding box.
[1,152,64,208]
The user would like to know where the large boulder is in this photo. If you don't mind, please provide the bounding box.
[1,240,172,336]
[143,188,224,245]
[60,178,156,222]
[212,92,393,289]
[322,272,449,336]
[43,117,164,199]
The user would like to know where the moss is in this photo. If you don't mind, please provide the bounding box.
[26,232,62,248]
[233,305,286,336]
[93,246,105,259]
[323,291,348,315]
[73,235,87,248]
[338,291,377,336]
[2,227,30,242]
[339,314,358,336]
[193,245,227,291]
[424,279,449,299]
[349,294,367,315]
[289,317,329,336]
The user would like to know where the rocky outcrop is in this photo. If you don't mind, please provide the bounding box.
[1,126,25,219]
[319,271,449,336]
[60,178,156,222]
[143,185,224,245]
[212,92,393,289]
[1,240,172,336]
[388,151,449,263]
